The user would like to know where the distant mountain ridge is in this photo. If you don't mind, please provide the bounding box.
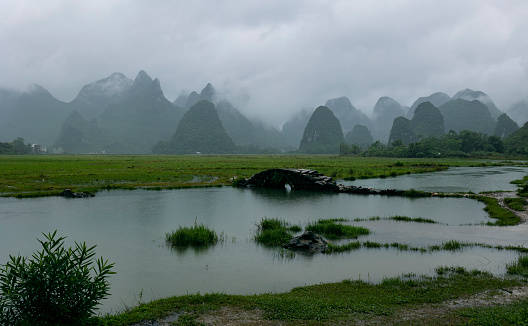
[0,72,522,153]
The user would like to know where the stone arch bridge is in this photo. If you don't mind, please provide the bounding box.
[240,168,405,195]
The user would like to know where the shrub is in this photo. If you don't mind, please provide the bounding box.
[0,230,115,325]
[166,222,218,246]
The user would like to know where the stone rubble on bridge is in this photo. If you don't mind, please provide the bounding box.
[239,168,405,196]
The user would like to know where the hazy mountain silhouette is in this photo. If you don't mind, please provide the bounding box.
[180,84,289,150]
[494,113,519,138]
[69,71,153,120]
[324,96,371,134]
[407,92,451,118]
[153,100,235,154]
[54,111,104,153]
[452,89,502,119]
[372,96,406,143]
[411,101,445,138]
[506,99,528,126]
[439,99,496,135]
[388,116,417,145]
[0,84,71,145]
[97,78,184,153]
[281,108,314,148]
[344,124,374,148]
[299,106,344,154]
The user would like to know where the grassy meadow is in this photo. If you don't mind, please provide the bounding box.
[0,154,513,197]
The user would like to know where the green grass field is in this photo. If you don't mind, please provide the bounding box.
[0,154,512,197]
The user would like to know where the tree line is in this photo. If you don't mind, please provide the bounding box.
[340,129,527,158]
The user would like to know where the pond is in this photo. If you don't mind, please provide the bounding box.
[0,165,527,314]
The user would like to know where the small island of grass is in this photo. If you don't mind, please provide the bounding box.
[166,222,218,246]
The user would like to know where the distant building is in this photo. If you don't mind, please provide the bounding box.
[31,144,47,154]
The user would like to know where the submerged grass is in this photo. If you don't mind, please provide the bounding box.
[353,215,438,224]
[471,195,521,226]
[253,217,301,246]
[506,255,528,278]
[305,219,370,240]
[166,222,218,246]
[326,239,528,254]
[97,267,525,325]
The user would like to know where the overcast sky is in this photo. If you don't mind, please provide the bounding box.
[1,0,527,126]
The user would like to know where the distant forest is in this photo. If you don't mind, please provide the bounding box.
[341,127,528,158]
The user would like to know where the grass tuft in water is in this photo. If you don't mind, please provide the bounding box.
[166,221,218,246]
[506,255,528,278]
[305,219,370,240]
[253,217,301,246]
[471,195,521,226]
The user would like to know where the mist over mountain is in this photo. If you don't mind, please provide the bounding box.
[0,84,71,145]
[439,99,496,135]
[452,89,502,119]
[153,100,235,154]
[69,71,153,120]
[506,99,528,126]
[372,96,406,143]
[388,116,417,146]
[54,111,103,153]
[299,106,344,154]
[0,69,525,154]
[281,108,314,148]
[411,101,445,138]
[494,113,519,138]
[344,125,374,148]
[407,92,451,118]
[324,97,371,134]
[97,78,184,154]
[177,83,289,151]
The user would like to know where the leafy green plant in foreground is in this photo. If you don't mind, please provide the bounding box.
[166,222,218,246]
[0,230,115,325]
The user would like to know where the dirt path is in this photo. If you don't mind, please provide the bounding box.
[483,191,528,223]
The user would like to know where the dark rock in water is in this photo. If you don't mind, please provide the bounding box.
[60,189,94,198]
[282,231,328,253]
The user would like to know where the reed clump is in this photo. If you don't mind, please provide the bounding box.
[166,222,218,246]
[253,217,301,246]
[305,219,370,240]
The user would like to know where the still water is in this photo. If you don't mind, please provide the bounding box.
[0,166,527,314]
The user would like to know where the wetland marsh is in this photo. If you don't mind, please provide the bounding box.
[1,156,527,320]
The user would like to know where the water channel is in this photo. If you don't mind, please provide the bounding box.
[0,165,527,314]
